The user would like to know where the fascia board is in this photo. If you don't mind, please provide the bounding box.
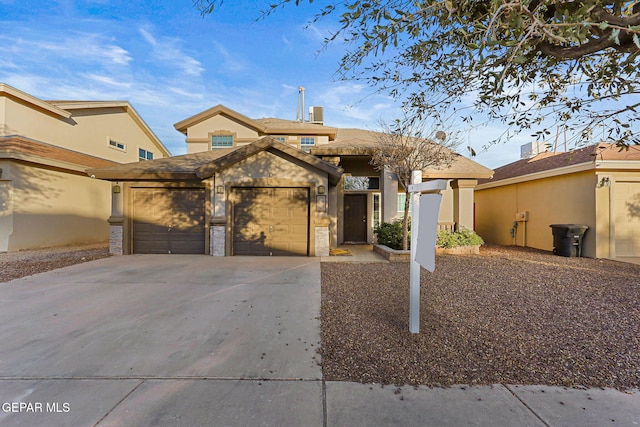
[174,105,267,134]
[594,160,640,170]
[0,84,71,119]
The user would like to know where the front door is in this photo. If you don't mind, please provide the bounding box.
[344,194,368,242]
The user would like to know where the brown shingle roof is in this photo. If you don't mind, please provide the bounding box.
[313,128,494,179]
[0,136,119,172]
[88,137,343,183]
[483,143,640,184]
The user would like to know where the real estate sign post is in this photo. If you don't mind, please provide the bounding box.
[408,174,446,334]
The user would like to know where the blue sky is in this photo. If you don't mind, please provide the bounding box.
[0,0,529,168]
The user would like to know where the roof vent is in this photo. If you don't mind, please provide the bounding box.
[309,106,324,125]
[520,141,547,159]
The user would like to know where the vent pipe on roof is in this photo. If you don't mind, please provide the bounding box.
[296,86,305,123]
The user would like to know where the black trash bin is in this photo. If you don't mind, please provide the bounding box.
[549,224,589,257]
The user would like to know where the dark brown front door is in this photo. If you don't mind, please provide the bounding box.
[344,194,367,242]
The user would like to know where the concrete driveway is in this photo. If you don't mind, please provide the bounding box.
[0,256,323,426]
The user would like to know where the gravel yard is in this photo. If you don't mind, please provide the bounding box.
[0,243,110,283]
[320,245,640,390]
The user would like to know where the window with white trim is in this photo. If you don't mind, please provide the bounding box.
[139,148,154,161]
[300,137,315,152]
[211,135,234,148]
[109,139,126,151]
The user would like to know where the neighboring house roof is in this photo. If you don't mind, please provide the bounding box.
[0,83,170,158]
[88,137,344,184]
[479,143,640,187]
[0,136,119,174]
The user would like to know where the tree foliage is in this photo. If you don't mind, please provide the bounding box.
[195,0,640,148]
[370,116,458,250]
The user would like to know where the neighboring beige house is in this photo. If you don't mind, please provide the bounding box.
[0,83,170,252]
[475,143,640,260]
[89,104,493,256]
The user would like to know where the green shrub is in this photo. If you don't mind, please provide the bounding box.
[436,228,484,248]
[374,220,409,250]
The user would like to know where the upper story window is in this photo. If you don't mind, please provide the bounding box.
[212,135,234,149]
[139,148,154,161]
[109,139,126,151]
[300,137,315,152]
[274,136,286,143]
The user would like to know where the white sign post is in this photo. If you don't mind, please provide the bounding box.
[408,174,446,334]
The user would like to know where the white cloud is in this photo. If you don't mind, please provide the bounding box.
[139,27,204,77]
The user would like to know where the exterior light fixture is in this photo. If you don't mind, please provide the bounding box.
[317,185,325,195]
[216,185,224,194]
[113,185,121,194]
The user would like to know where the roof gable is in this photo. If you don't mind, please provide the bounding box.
[89,137,344,183]
[196,137,343,184]
[50,100,171,157]
[174,105,266,135]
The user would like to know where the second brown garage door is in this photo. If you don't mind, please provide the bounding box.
[132,188,206,254]
[233,187,309,256]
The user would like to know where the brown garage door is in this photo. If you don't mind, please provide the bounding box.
[132,188,206,254]
[233,187,309,256]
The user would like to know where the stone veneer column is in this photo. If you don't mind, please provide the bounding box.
[315,227,330,256]
[108,217,123,255]
[210,218,226,256]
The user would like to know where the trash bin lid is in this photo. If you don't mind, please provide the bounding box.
[550,224,589,236]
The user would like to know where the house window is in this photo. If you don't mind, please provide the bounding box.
[398,193,412,215]
[300,137,315,152]
[139,148,154,161]
[109,139,126,151]
[212,135,234,148]
[274,136,286,143]
[344,176,380,191]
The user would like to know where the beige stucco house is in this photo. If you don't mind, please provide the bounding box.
[475,143,640,260]
[0,83,170,252]
[89,104,493,256]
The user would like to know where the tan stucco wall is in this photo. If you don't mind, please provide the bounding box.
[2,97,164,163]
[1,161,111,251]
[186,115,260,147]
[476,170,597,257]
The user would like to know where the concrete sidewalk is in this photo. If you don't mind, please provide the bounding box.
[0,256,637,426]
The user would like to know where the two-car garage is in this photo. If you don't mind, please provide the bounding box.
[130,186,310,256]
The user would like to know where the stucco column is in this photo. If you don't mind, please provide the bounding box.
[382,168,399,222]
[451,179,478,231]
